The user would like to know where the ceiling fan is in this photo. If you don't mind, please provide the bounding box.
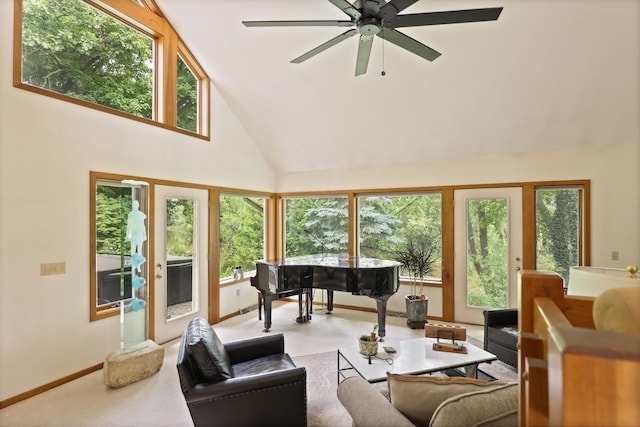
[243,0,503,76]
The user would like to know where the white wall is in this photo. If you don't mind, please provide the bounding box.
[219,279,260,318]
[0,0,277,401]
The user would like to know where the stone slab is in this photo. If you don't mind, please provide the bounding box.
[104,340,164,388]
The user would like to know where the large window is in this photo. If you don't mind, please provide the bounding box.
[16,0,210,138]
[358,192,442,280]
[219,194,267,278]
[535,186,583,283]
[284,196,348,257]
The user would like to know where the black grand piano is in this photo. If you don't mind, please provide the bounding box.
[251,254,400,339]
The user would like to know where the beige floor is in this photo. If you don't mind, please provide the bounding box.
[0,301,485,427]
[213,300,485,357]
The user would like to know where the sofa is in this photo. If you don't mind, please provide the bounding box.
[483,308,518,367]
[176,317,307,427]
[338,373,518,427]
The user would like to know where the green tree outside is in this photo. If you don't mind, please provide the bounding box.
[219,196,265,277]
[466,199,508,308]
[22,0,198,128]
[536,189,580,283]
[96,185,131,255]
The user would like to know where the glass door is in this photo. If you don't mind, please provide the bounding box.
[154,185,209,343]
[454,188,522,324]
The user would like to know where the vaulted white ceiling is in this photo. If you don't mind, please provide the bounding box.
[155,0,639,174]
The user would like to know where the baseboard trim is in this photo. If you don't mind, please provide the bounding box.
[0,363,103,409]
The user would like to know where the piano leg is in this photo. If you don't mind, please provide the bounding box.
[327,290,334,312]
[373,295,392,340]
[296,290,312,323]
[262,291,272,332]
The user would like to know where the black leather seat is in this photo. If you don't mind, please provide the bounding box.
[483,308,518,367]
[177,317,307,427]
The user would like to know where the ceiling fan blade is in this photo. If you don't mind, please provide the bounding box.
[355,35,375,76]
[378,28,441,61]
[379,0,420,21]
[328,0,362,20]
[291,28,358,63]
[386,8,504,28]
[243,20,354,28]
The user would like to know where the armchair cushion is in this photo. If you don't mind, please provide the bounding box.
[232,353,297,377]
[185,317,233,383]
[387,373,506,427]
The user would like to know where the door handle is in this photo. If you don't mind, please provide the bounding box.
[515,266,521,271]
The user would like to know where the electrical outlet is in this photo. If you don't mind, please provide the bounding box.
[40,262,66,276]
[236,289,241,297]
[611,251,619,261]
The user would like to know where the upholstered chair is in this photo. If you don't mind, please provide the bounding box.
[177,317,307,427]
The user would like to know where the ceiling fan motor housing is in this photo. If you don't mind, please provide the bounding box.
[358,17,382,35]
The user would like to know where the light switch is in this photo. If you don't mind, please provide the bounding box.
[41,262,66,276]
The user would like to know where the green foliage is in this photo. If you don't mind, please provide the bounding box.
[536,189,580,283]
[22,0,199,129]
[176,56,198,132]
[358,196,402,256]
[285,197,348,257]
[219,196,265,277]
[22,0,153,118]
[466,199,508,308]
[166,199,194,257]
[96,185,131,255]
[360,194,442,279]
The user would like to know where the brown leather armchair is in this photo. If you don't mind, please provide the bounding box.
[177,317,307,427]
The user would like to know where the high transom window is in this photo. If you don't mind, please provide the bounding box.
[16,0,210,138]
[22,0,154,119]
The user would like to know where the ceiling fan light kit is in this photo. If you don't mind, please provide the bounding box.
[243,0,503,76]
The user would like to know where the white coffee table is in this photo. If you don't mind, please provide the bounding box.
[337,337,498,383]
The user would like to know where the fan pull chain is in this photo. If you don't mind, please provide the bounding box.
[381,33,386,76]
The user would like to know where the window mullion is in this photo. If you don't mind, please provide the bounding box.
[159,29,178,127]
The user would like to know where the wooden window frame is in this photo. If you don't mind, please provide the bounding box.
[13,0,210,139]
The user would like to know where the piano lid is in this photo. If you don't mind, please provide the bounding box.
[256,254,400,269]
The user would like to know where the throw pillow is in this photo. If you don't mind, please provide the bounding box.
[429,383,518,427]
[387,373,506,427]
[185,317,233,383]
[593,286,640,340]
